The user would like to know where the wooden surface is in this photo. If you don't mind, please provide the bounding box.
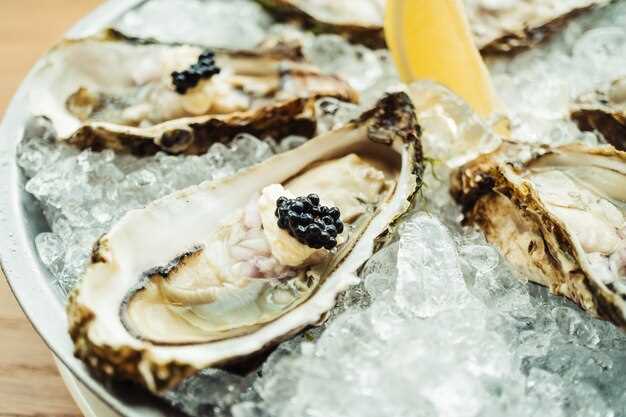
[0,2,103,416]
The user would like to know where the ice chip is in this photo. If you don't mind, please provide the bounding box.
[231,402,270,417]
[164,368,250,416]
[364,272,392,299]
[362,241,399,299]
[314,97,360,134]
[460,244,500,273]
[229,134,274,170]
[408,80,502,168]
[395,213,471,317]
[35,233,65,273]
[552,306,600,348]
[304,35,386,91]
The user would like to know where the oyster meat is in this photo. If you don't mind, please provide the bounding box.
[571,77,626,151]
[67,92,424,392]
[29,30,357,156]
[452,143,626,327]
[468,0,608,54]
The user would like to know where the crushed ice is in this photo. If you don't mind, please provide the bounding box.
[246,213,626,417]
[487,0,626,144]
[230,80,626,417]
[14,0,626,416]
[18,116,294,294]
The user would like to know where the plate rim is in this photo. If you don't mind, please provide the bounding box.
[0,1,185,416]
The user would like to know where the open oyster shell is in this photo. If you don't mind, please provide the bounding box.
[571,77,626,151]
[256,0,604,53]
[452,142,626,327]
[469,0,607,54]
[67,92,424,392]
[255,0,386,49]
[29,30,357,156]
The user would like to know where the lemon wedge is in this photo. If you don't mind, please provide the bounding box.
[384,0,501,119]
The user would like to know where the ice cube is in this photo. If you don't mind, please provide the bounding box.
[362,241,399,299]
[231,402,270,417]
[408,81,502,168]
[314,97,359,134]
[164,368,250,416]
[34,233,65,277]
[395,213,472,317]
[304,35,388,91]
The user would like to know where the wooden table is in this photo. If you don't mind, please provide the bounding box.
[1,2,103,416]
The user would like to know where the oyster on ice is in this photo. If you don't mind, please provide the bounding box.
[571,77,626,151]
[67,93,424,392]
[256,0,604,53]
[452,143,626,327]
[255,0,386,48]
[29,30,357,156]
[468,0,607,54]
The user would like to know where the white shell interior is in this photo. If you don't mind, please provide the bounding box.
[524,146,626,286]
[291,0,385,26]
[29,39,180,138]
[75,117,416,386]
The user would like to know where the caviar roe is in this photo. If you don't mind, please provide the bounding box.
[275,194,344,250]
[171,50,221,95]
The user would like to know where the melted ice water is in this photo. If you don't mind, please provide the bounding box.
[16,1,626,416]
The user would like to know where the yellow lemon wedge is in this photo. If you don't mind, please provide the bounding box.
[384,0,502,119]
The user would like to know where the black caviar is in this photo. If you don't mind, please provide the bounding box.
[171,51,221,95]
[275,194,344,250]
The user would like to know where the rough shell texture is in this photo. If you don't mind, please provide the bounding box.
[469,0,608,54]
[257,0,606,54]
[255,0,386,49]
[29,30,357,156]
[67,92,423,393]
[452,143,626,328]
[68,97,317,157]
[571,78,626,151]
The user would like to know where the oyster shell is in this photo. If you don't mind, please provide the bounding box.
[452,142,626,327]
[469,0,608,54]
[571,78,626,151]
[29,30,357,156]
[255,0,386,49]
[67,92,424,392]
[256,0,604,53]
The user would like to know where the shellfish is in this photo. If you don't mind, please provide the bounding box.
[29,30,357,156]
[255,0,386,49]
[255,0,606,53]
[571,77,626,151]
[452,142,626,327]
[67,92,424,392]
[469,0,608,54]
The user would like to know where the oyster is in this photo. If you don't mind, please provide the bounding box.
[468,0,607,54]
[67,92,424,392]
[256,0,604,53]
[29,31,357,156]
[452,143,626,327]
[255,0,386,48]
[571,78,626,151]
